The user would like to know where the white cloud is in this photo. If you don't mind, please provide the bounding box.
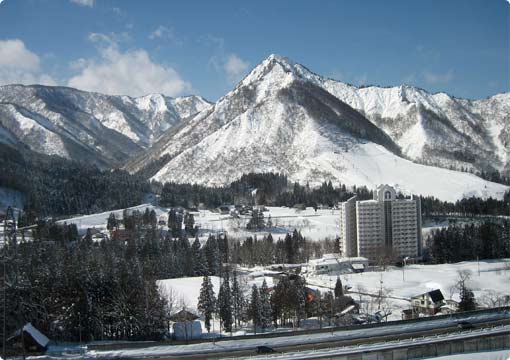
[224,54,249,82]
[424,69,454,84]
[148,26,183,46]
[0,39,56,86]
[0,39,40,70]
[67,34,191,96]
[70,0,94,7]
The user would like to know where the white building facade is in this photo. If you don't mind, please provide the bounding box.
[339,185,421,261]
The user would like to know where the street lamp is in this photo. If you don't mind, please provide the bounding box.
[402,256,409,282]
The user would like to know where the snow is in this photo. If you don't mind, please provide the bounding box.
[149,55,508,203]
[79,321,510,359]
[55,204,165,234]
[157,276,221,311]
[307,259,510,321]
[23,323,50,347]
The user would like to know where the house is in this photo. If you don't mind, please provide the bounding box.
[7,323,50,354]
[169,309,202,341]
[411,289,445,316]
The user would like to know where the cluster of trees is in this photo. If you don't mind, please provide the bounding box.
[1,213,169,345]
[0,144,149,220]
[157,173,373,209]
[233,231,324,267]
[427,220,510,263]
[197,271,352,334]
[420,194,510,217]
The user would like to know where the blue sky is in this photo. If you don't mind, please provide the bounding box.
[0,0,507,101]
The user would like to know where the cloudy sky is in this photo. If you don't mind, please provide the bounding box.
[0,0,507,100]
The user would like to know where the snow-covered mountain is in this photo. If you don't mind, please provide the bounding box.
[0,85,211,167]
[126,54,508,202]
[258,56,509,174]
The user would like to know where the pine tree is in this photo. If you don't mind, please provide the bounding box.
[184,212,195,236]
[217,273,233,333]
[231,270,246,328]
[458,287,476,312]
[259,279,272,330]
[198,276,216,332]
[107,212,118,231]
[249,284,262,334]
[334,277,344,298]
[191,237,208,276]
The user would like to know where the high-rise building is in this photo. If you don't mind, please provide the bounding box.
[338,185,421,261]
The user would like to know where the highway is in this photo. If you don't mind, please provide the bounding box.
[86,308,510,359]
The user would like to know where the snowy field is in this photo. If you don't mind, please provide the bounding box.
[157,259,510,326]
[56,204,343,241]
[307,259,510,321]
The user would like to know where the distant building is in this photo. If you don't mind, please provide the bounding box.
[411,289,445,316]
[169,309,202,341]
[339,185,422,261]
[307,254,368,275]
[7,323,50,354]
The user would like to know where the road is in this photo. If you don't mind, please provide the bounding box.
[86,309,510,359]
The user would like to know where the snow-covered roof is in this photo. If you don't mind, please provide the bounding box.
[9,323,50,348]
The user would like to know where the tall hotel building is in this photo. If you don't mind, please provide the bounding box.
[339,185,422,261]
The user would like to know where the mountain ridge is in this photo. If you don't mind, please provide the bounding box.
[124,54,508,202]
[0,84,212,167]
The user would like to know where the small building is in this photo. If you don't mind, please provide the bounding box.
[401,308,417,320]
[307,254,368,275]
[411,289,445,316]
[7,323,50,354]
[169,309,202,341]
[172,321,202,341]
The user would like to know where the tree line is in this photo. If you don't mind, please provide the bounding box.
[157,173,374,209]
[197,271,354,334]
[0,143,149,220]
[426,220,510,263]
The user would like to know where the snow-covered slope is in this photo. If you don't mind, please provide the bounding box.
[0,85,211,166]
[131,54,508,202]
[244,55,508,174]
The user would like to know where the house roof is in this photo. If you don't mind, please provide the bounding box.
[428,289,445,303]
[8,323,49,347]
[169,309,199,322]
[413,289,444,303]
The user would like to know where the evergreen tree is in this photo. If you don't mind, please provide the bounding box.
[191,237,208,276]
[249,284,262,334]
[198,276,216,333]
[184,212,195,236]
[231,270,246,328]
[334,277,344,298]
[458,287,476,312]
[217,273,233,333]
[107,212,118,230]
[259,279,272,330]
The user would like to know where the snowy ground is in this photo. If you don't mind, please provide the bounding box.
[157,259,510,332]
[56,202,489,247]
[306,259,510,321]
[56,203,367,242]
[62,321,510,359]
[55,204,342,240]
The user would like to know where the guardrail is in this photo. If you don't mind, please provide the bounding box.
[86,306,510,351]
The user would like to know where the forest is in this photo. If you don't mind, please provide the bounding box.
[426,220,510,263]
[0,144,149,220]
[1,208,337,345]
